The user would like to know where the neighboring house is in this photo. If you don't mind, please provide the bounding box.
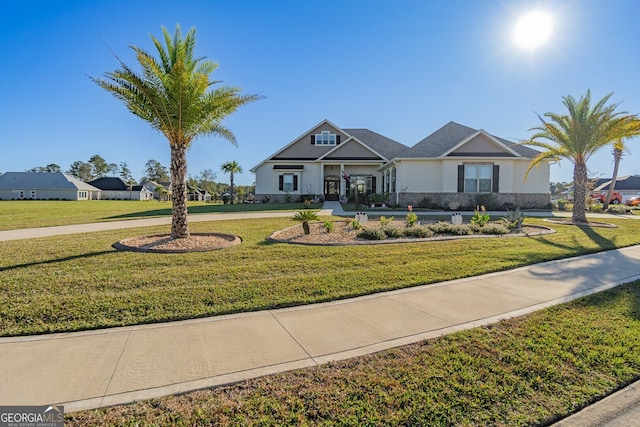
[88,177,154,201]
[251,119,409,202]
[0,172,100,200]
[251,120,550,208]
[141,181,172,201]
[592,175,640,200]
[187,187,211,202]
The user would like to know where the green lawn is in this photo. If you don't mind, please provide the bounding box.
[67,280,640,426]
[0,200,313,230]
[2,216,640,337]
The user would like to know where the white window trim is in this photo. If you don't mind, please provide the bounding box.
[315,130,336,145]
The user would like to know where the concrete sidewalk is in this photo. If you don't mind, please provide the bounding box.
[1,245,640,414]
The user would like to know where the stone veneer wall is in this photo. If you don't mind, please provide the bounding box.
[255,194,323,204]
[395,192,551,210]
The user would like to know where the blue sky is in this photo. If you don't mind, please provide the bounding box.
[1,0,639,186]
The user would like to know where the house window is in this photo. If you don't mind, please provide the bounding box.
[391,168,396,193]
[19,190,25,199]
[278,174,298,192]
[78,191,88,199]
[464,164,493,193]
[314,131,336,145]
[349,175,373,195]
[30,190,36,199]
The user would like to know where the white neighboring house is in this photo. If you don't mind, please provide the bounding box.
[251,120,550,208]
[88,177,154,200]
[0,172,100,200]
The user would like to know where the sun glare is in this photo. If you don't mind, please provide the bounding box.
[513,11,553,50]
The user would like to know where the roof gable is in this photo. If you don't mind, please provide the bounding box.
[270,119,349,160]
[318,137,384,161]
[444,131,521,157]
[397,122,541,159]
[594,175,640,191]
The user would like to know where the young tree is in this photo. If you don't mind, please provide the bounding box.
[522,90,640,223]
[91,25,259,238]
[221,160,242,204]
[119,161,134,182]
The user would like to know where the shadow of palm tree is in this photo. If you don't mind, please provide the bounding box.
[0,250,116,272]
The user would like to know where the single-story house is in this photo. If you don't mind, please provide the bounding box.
[188,186,211,202]
[251,120,550,209]
[141,181,172,201]
[592,175,640,200]
[0,172,100,200]
[251,119,409,203]
[88,177,154,200]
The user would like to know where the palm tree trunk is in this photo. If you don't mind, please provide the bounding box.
[603,147,622,210]
[170,144,190,238]
[572,162,588,223]
[230,172,234,204]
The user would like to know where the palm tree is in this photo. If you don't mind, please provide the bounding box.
[602,139,625,210]
[292,211,319,235]
[221,161,242,204]
[522,90,640,223]
[91,25,259,238]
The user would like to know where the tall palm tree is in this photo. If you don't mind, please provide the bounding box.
[602,139,625,210]
[91,25,259,238]
[220,161,242,204]
[523,90,640,223]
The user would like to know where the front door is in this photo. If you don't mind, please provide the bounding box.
[324,177,340,201]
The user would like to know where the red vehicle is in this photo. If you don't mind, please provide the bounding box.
[593,191,623,204]
[626,196,640,207]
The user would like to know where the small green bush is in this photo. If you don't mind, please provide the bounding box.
[382,226,404,238]
[403,226,434,238]
[590,203,604,212]
[350,219,362,230]
[379,216,394,226]
[405,212,418,227]
[357,228,388,240]
[323,220,335,233]
[428,222,474,235]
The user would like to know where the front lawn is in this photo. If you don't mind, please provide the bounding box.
[67,279,640,426]
[0,200,313,230]
[2,216,640,336]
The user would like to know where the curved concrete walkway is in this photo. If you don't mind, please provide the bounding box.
[1,205,640,423]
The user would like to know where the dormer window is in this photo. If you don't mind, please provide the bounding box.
[314,131,336,145]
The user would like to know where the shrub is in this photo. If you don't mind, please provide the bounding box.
[357,228,387,240]
[590,203,604,212]
[350,219,362,230]
[403,226,434,238]
[501,207,525,231]
[481,223,510,235]
[379,216,394,226]
[470,206,490,227]
[428,222,474,236]
[323,220,335,233]
[382,226,404,238]
[405,212,418,228]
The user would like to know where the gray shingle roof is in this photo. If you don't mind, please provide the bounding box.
[0,172,99,191]
[89,177,143,191]
[397,121,541,159]
[343,128,410,160]
[593,175,640,191]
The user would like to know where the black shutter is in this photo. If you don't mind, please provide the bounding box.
[278,175,283,191]
[492,165,499,193]
[293,175,298,191]
[457,165,465,193]
[336,135,341,145]
[371,176,377,193]
[311,135,315,145]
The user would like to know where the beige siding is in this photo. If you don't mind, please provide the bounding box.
[273,124,349,159]
[451,134,509,155]
[323,140,379,159]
